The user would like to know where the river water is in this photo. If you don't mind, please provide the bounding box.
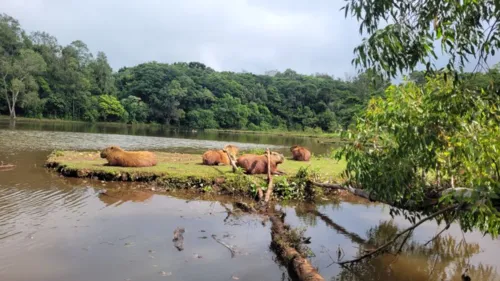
[0,119,499,281]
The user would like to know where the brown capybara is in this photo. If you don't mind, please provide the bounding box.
[290,145,311,161]
[100,146,158,167]
[202,150,230,166]
[223,144,239,159]
[236,151,285,175]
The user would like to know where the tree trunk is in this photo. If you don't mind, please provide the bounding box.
[9,108,16,119]
[8,92,16,119]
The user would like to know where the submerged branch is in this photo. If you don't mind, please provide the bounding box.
[172,227,185,251]
[338,203,461,265]
[212,234,236,258]
[307,208,367,245]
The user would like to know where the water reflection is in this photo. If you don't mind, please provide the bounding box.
[335,220,498,281]
[0,119,335,155]
[98,189,154,207]
[1,121,500,281]
[288,202,500,281]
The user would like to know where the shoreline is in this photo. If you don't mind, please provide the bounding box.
[1,115,345,141]
[45,150,346,201]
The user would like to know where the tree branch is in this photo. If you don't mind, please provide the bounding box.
[423,205,461,246]
[311,181,376,203]
[338,203,460,265]
[223,149,237,173]
[264,148,273,203]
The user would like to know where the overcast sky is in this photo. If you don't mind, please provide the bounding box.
[1,0,498,78]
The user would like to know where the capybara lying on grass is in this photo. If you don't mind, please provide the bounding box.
[290,145,311,161]
[202,150,230,166]
[223,144,239,159]
[100,146,157,167]
[236,151,285,175]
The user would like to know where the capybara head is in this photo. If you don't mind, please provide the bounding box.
[290,145,300,152]
[100,145,124,158]
[270,151,285,164]
[223,144,239,158]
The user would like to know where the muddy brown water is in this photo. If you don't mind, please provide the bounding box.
[0,120,500,281]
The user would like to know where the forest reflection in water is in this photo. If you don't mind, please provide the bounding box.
[290,201,499,281]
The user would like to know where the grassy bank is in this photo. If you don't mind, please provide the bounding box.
[46,150,346,201]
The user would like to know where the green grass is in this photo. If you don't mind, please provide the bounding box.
[47,151,345,179]
[46,150,346,200]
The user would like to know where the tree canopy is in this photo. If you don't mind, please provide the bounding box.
[336,0,500,241]
[343,0,500,78]
[0,13,387,132]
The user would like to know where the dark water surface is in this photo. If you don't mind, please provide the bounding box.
[0,120,499,281]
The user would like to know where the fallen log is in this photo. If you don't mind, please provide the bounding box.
[0,162,15,171]
[270,214,325,281]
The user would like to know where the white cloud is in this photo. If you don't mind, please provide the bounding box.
[1,0,362,76]
[4,0,495,78]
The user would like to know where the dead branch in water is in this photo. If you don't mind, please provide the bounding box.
[220,203,233,223]
[264,148,273,203]
[230,161,326,280]
[172,227,185,251]
[212,234,236,258]
[338,203,461,265]
[0,161,15,171]
[307,208,367,245]
[270,214,325,281]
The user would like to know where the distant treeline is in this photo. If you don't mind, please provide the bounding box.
[1,13,498,132]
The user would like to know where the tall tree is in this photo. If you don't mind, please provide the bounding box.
[1,49,46,118]
[89,51,115,95]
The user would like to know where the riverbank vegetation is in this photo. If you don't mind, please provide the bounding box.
[0,13,389,132]
[315,0,500,269]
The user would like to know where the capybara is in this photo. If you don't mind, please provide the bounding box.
[202,150,230,166]
[290,145,311,161]
[100,146,157,167]
[223,144,239,159]
[236,151,285,175]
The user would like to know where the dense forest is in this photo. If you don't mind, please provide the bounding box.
[0,13,391,132]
